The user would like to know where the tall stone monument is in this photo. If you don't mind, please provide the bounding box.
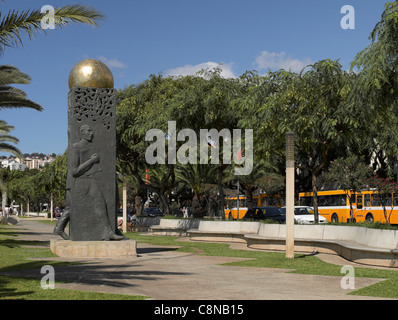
[54,59,124,241]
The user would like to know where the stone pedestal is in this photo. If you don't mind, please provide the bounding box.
[50,239,137,258]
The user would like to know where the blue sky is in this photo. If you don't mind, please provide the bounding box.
[0,0,390,155]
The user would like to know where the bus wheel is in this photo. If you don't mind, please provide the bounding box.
[331,213,339,223]
[366,213,374,223]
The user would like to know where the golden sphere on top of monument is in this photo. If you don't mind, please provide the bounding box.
[68,59,114,89]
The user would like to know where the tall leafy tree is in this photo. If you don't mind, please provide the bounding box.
[351,1,398,174]
[166,69,244,215]
[117,75,184,215]
[324,155,373,221]
[238,60,357,222]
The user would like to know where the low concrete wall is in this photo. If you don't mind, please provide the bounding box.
[197,221,260,233]
[187,220,398,268]
[50,239,137,258]
[189,221,260,243]
[255,224,398,250]
[150,219,201,236]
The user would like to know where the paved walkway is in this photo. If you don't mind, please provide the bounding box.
[2,218,396,300]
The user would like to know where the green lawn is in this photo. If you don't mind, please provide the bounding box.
[3,221,398,299]
[0,225,149,300]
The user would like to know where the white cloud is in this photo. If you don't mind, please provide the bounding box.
[98,56,127,69]
[166,61,236,79]
[254,51,313,73]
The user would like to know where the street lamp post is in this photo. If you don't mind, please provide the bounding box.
[123,180,127,233]
[286,132,295,259]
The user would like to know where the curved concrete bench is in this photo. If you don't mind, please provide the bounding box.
[244,224,398,268]
[150,219,200,236]
[188,221,260,243]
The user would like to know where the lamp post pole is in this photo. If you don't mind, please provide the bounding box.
[286,132,295,259]
[123,180,127,233]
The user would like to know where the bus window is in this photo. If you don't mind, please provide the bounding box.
[394,194,398,206]
[357,195,363,209]
[300,196,312,206]
[239,198,246,208]
[385,194,393,206]
[364,194,371,207]
[319,196,329,206]
[372,194,381,207]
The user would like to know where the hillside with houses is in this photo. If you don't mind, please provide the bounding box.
[0,153,56,171]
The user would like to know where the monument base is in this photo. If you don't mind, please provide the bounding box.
[50,239,137,258]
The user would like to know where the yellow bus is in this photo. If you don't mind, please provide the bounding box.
[254,193,284,208]
[224,196,248,220]
[224,193,284,220]
[299,189,398,224]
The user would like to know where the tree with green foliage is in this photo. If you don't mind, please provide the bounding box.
[367,174,398,225]
[324,155,373,222]
[117,70,245,216]
[166,69,245,215]
[238,60,357,222]
[351,0,398,177]
[117,75,185,215]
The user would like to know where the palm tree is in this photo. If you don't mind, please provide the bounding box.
[0,119,21,156]
[0,65,42,110]
[0,4,104,149]
[0,4,104,55]
[0,4,104,212]
[176,163,218,217]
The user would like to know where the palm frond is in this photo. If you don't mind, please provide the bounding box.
[0,4,105,55]
[0,142,21,157]
[0,90,42,111]
[0,134,19,144]
[0,65,31,86]
[0,119,14,134]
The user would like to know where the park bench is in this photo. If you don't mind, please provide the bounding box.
[245,224,398,267]
[188,221,260,243]
[149,218,200,236]
[187,220,398,268]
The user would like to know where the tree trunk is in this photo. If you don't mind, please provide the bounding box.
[311,142,331,224]
[159,192,169,215]
[50,193,54,221]
[2,191,7,213]
[217,165,225,219]
[135,195,142,216]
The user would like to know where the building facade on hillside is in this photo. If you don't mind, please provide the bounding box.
[9,162,27,171]
[24,158,40,170]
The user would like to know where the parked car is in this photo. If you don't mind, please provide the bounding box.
[281,206,327,224]
[242,206,286,223]
[142,207,164,217]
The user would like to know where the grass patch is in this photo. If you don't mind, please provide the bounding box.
[125,231,398,299]
[0,225,149,300]
[0,275,149,300]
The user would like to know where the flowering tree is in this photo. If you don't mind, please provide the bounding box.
[367,175,398,225]
[324,155,372,221]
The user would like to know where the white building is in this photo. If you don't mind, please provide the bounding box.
[9,162,26,171]
[25,158,40,170]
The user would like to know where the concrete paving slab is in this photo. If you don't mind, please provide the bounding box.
[1,218,394,300]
